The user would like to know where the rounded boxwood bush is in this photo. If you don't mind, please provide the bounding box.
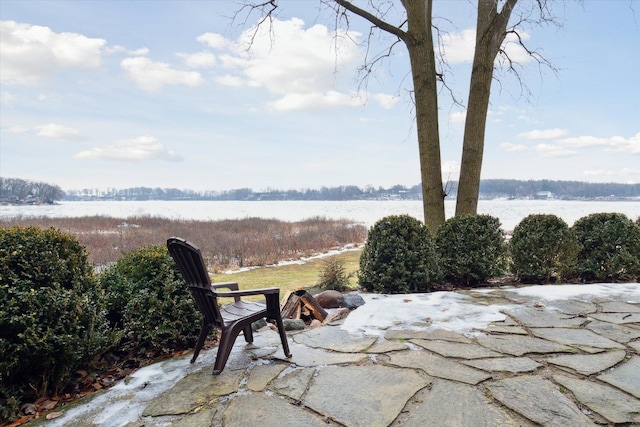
[0,227,111,420]
[510,214,579,284]
[436,214,506,287]
[572,212,640,282]
[99,245,202,354]
[358,215,441,293]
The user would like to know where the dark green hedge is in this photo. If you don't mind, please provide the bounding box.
[0,227,112,420]
[358,215,441,293]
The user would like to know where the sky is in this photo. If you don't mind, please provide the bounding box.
[1,0,639,193]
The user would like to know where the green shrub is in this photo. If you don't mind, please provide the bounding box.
[436,215,506,287]
[0,227,111,420]
[358,215,441,293]
[510,214,579,284]
[572,213,640,282]
[100,245,201,353]
[316,256,352,292]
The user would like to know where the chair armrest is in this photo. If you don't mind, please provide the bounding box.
[211,281,239,291]
[215,287,280,299]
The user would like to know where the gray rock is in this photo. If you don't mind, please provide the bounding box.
[304,365,430,427]
[283,318,306,331]
[342,292,366,309]
[487,375,595,426]
[554,374,640,424]
[547,350,627,375]
[597,355,640,398]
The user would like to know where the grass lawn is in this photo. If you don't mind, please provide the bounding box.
[211,248,362,301]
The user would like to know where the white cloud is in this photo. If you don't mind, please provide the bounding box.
[440,29,476,63]
[0,20,106,85]
[450,110,466,124]
[197,32,230,50]
[499,142,528,153]
[439,28,533,65]
[202,18,396,111]
[121,56,203,92]
[36,123,86,141]
[583,169,615,177]
[1,91,15,105]
[534,143,575,157]
[557,133,639,154]
[518,128,568,140]
[7,125,29,133]
[106,45,149,56]
[75,135,183,162]
[178,51,217,68]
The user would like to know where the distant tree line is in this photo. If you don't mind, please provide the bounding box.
[61,180,640,201]
[3,177,639,204]
[0,177,65,204]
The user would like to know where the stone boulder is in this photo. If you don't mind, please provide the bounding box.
[314,290,344,309]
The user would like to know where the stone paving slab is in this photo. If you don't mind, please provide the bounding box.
[411,339,503,359]
[462,357,542,373]
[505,307,588,328]
[224,393,329,427]
[585,319,640,343]
[394,379,531,426]
[487,375,595,426]
[590,312,640,324]
[547,350,627,375]
[597,356,640,398]
[386,350,491,385]
[303,365,430,427]
[384,328,472,343]
[476,333,577,356]
[553,374,640,424]
[292,325,378,352]
[529,327,625,350]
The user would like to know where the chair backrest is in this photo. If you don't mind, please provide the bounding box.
[167,237,224,328]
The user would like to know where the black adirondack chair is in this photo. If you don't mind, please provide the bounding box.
[167,237,292,375]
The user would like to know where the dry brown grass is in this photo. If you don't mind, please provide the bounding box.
[1,215,367,271]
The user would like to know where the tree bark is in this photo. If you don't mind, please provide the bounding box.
[455,0,517,216]
[403,0,445,233]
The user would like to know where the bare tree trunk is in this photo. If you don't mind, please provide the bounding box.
[455,0,517,216]
[404,0,445,233]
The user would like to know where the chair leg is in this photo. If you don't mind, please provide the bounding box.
[243,324,254,343]
[212,326,242,375]
[191,321,212,364]
[274,314,292,358]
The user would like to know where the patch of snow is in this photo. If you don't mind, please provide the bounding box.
[502,283,640,302]
[340,292,509,336]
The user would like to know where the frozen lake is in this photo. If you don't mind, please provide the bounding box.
[2,199,639,230]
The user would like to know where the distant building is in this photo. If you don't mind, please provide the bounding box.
[534,191,554,200]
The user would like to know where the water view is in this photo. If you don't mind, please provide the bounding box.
[2,199,639,231]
